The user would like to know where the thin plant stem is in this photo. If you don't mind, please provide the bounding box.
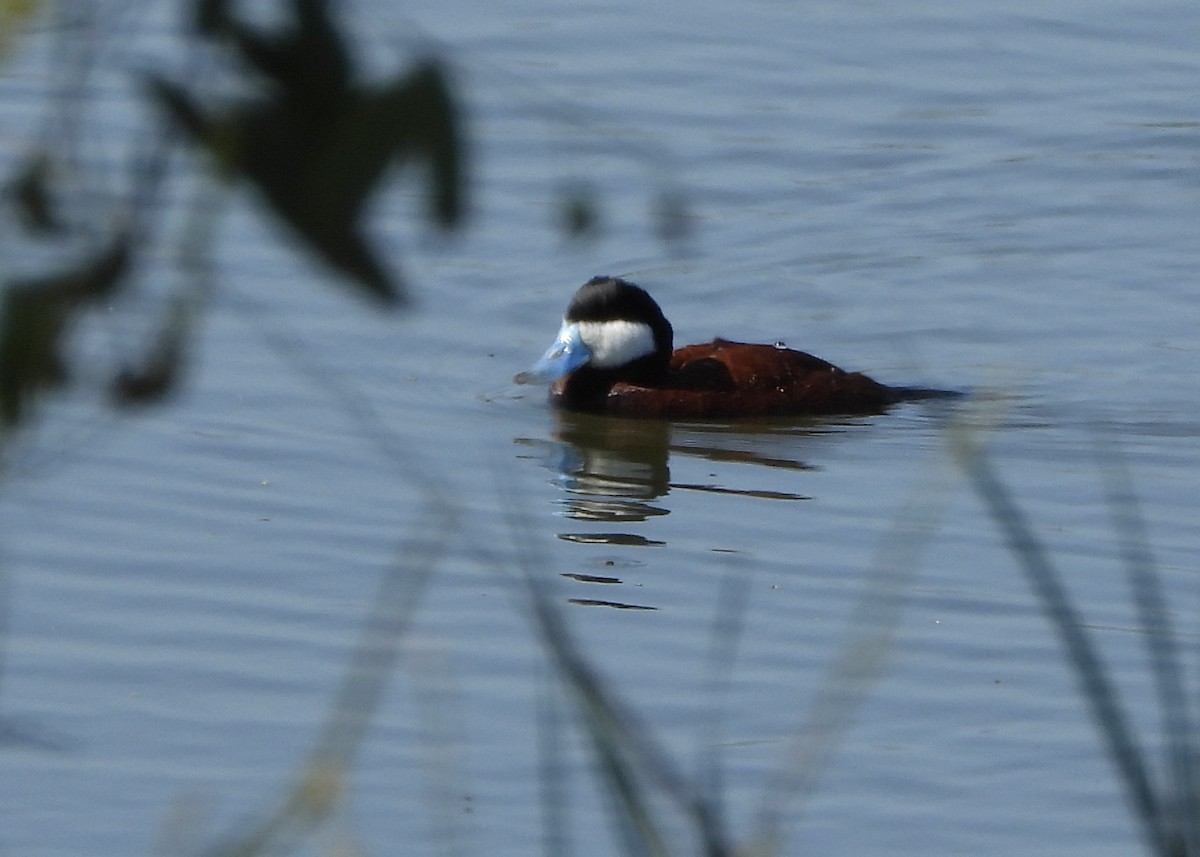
[749,430,956,856]
[950,426,1171,857]
[1094,430,1197,855]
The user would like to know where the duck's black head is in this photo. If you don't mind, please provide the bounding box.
[515,277,674,386]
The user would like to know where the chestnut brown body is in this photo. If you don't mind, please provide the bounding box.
[551,338,900,418]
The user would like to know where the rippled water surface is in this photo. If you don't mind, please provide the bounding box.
[2,2,1199,856]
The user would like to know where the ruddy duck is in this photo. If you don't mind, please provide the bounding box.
[516,276,953,418]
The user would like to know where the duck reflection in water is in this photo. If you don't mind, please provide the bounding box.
[540,411,673,528]
[516,409,827,529]
[514,407,872,610]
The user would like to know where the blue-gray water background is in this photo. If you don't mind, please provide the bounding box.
[1,1,1198,855]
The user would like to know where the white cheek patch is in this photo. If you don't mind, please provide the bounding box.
[576,320,657,369]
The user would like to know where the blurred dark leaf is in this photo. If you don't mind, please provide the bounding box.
[0,233,131,428]
[653,187,691,247]
[194,0,228,35]
[111,295,191,408]
[9,151,66,235]
[144,77,214,151]
[149,0,467,306]
[214,0,350,118]
[355,61,465,229]
[560,184,601,239]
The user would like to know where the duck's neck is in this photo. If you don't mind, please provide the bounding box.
[553,352,669,412]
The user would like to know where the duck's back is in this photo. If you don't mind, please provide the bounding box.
[602,339,895,419]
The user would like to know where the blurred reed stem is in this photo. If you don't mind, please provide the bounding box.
[950,415,1195,857]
